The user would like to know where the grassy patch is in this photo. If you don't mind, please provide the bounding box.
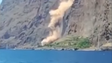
[44,35,91,49]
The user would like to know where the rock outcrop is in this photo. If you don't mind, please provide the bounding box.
[0,0,112,49]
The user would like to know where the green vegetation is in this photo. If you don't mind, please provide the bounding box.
[44,35,91,49]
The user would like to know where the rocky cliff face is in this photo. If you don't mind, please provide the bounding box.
[0,0,112,49]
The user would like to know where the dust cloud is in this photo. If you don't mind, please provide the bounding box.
[41,0,74,46]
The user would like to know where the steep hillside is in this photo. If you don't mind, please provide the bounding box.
[0,0,112,49]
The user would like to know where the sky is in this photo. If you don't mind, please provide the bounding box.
[0,0,2,4]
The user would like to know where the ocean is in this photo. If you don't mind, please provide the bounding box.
[0,50,112,63]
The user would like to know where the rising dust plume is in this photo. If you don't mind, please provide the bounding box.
[41,0,75,46]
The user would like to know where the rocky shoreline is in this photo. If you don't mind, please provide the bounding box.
[13,43,112,51]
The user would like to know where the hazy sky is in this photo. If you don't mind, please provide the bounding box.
[0,0,2,4]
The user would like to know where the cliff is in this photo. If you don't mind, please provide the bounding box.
[0,0,112,50]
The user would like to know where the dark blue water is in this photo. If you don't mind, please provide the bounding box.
[0,50,112,63]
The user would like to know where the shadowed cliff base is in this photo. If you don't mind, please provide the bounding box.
[13,35,112,51]
[37,35,112,51]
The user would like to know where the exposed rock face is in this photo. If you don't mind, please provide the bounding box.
[66,0,112,46]
[0,0,112,49]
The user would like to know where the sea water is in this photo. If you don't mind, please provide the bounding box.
[0,50,112,63]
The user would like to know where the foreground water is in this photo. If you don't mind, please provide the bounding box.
[0,50,112,63]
